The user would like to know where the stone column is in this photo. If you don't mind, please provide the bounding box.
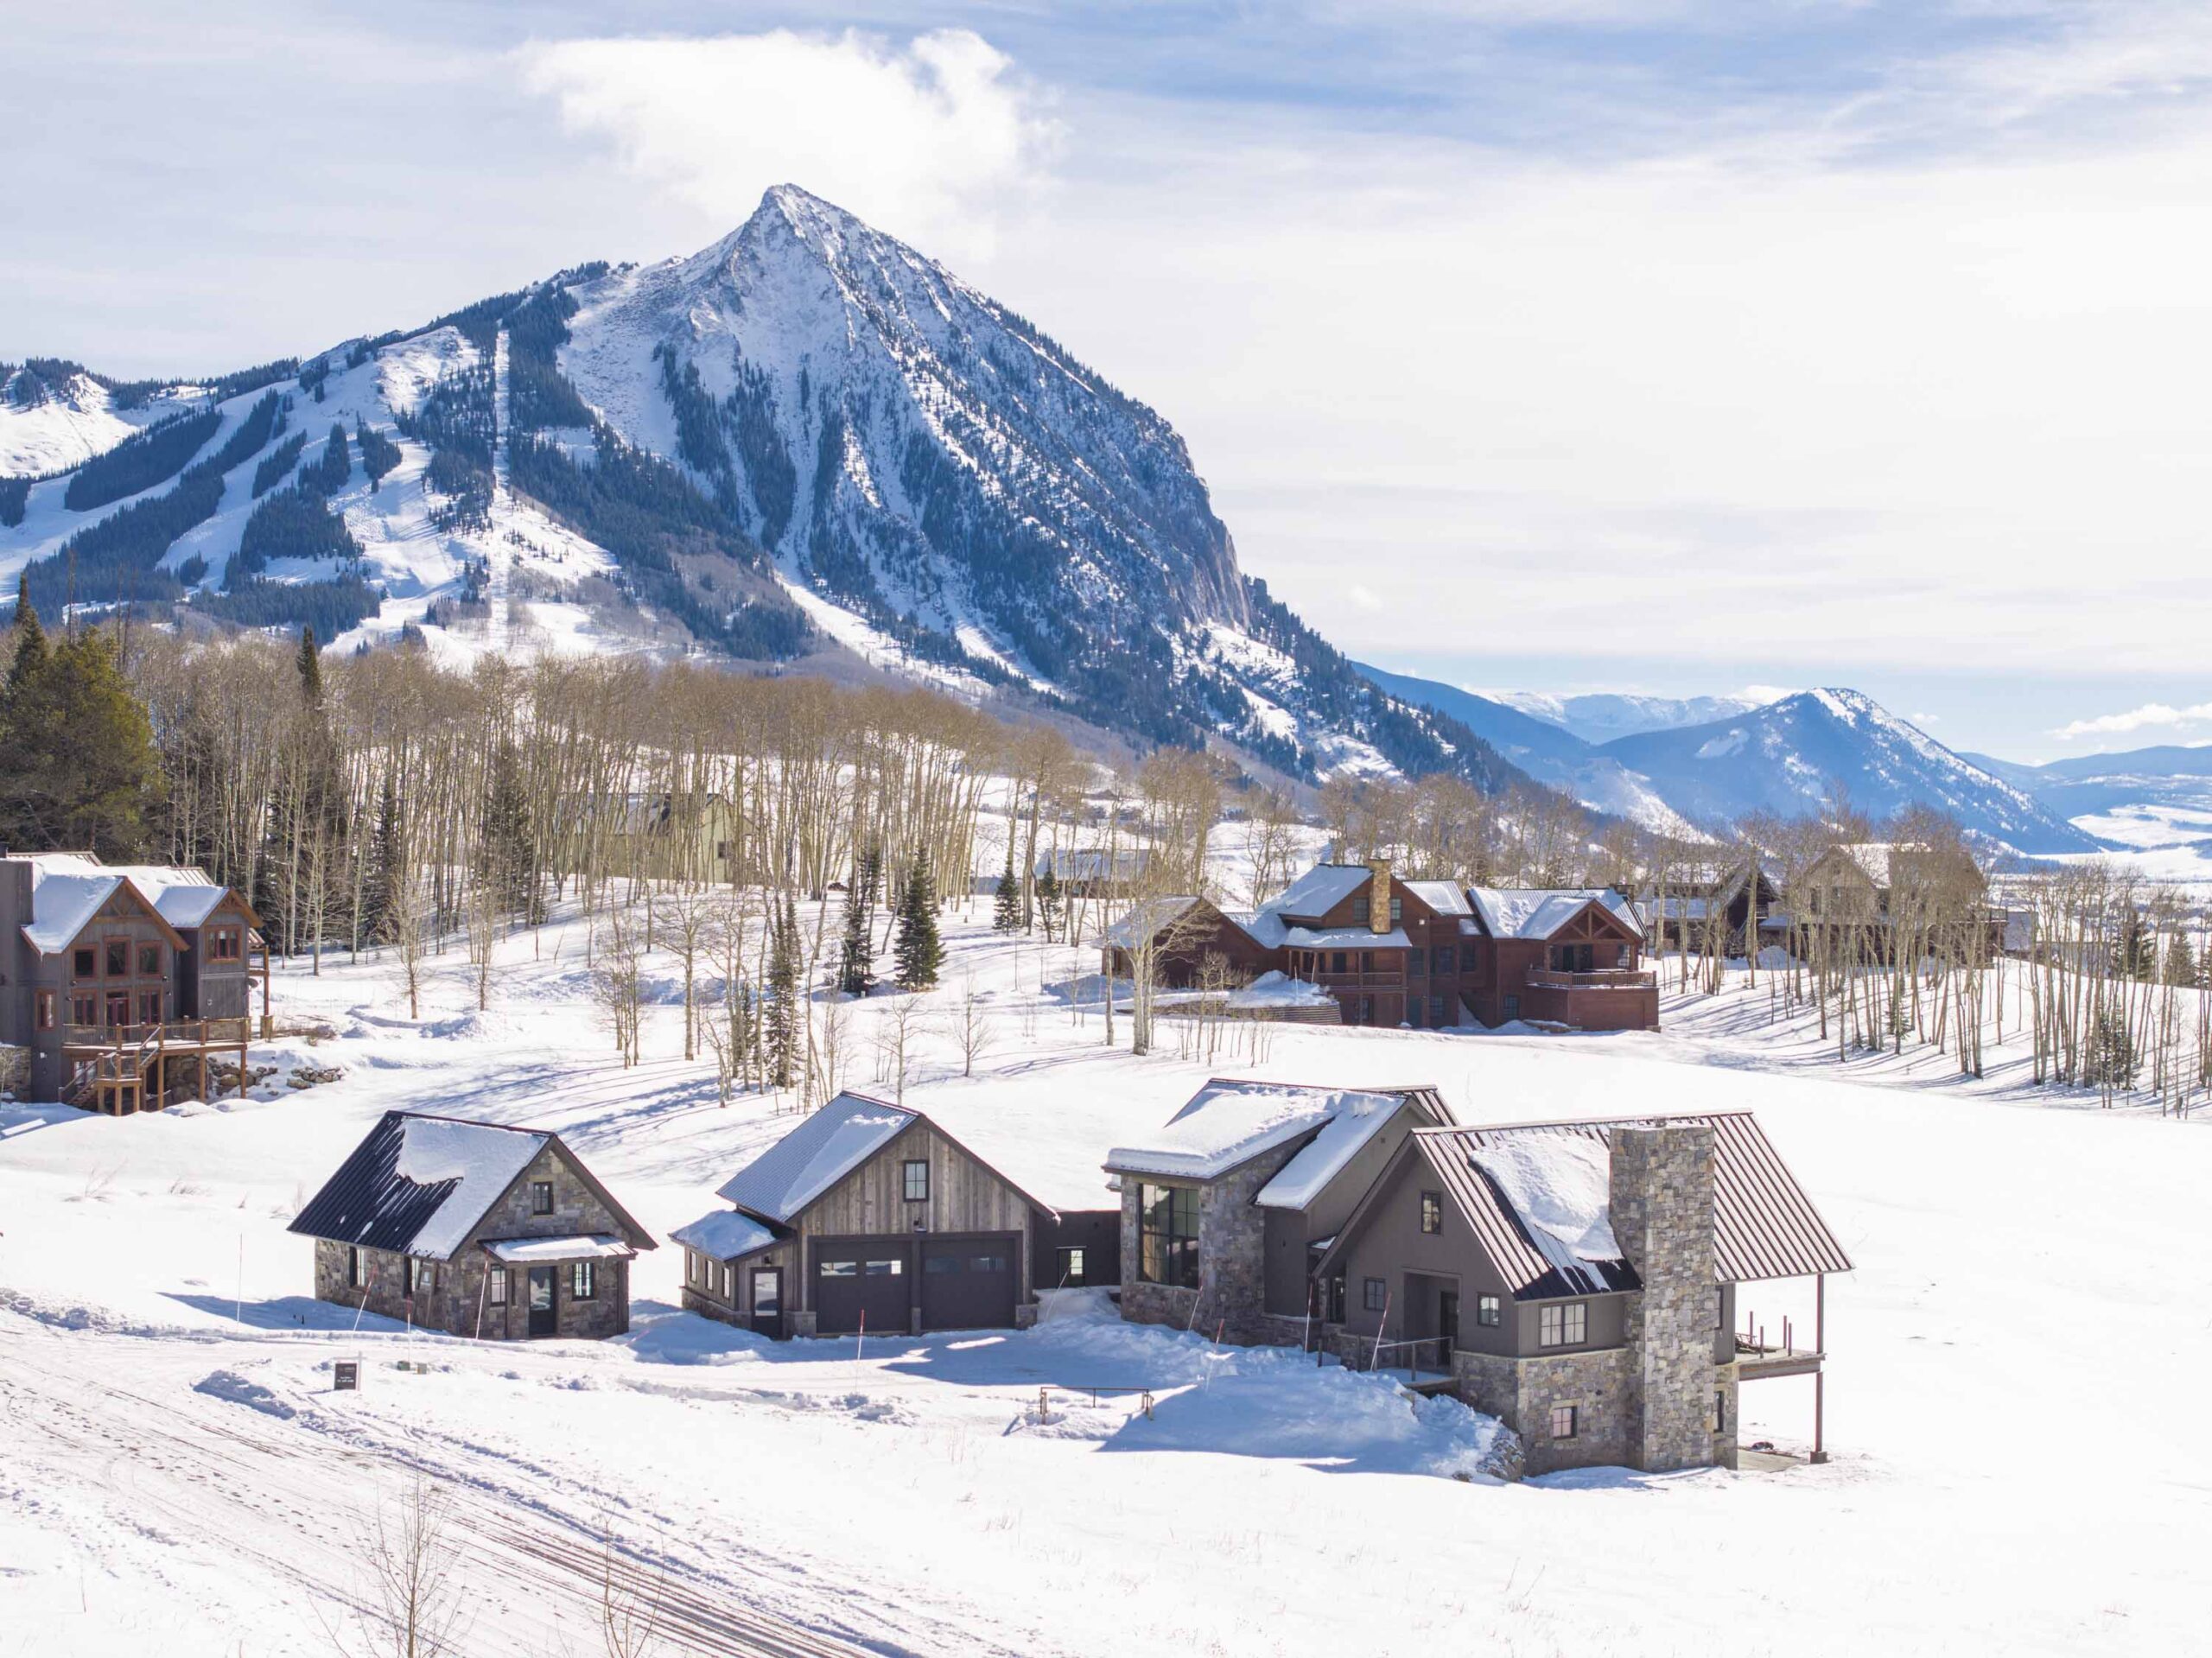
[1609,1123,1718,1471]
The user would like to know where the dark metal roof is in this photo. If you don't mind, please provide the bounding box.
[1411,1110,1852,1299]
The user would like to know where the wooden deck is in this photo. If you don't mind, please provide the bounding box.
[63,1017,252,1114]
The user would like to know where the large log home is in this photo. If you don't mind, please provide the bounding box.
[1104,860,1659,1032]
[0,851,269,1111]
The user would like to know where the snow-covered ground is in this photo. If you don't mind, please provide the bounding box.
[6,901,2212,1655]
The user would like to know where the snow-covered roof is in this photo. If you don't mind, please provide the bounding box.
[1035,848,1150,881]
[1104,895,1206,950]
[1255,1093,1414,1210]
[671,1210,781,1261]
[1270,864,1375,919]
[1107,1079,1426,1187]
[1832,843,1899,886]
[1466,886,1644,943]
[1467,1134,1620,1286]
[715,1093,918,1223]
[1283,925,1411,950]
[1401,880,1471,918]
[289,1111,650,1262]
[483,1235,635,1263]
[12,852,238,954]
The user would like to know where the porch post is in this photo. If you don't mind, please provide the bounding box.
[1810,1272,1829,1464]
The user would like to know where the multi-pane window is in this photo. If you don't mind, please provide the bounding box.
[531,1181,554,1216]
[489,1267,508,1305]
[1409,949,1425,979]
[1476,1293,1501,1327]
[902,1159,929,1203]
[137,991,161,1026]
[70,994,98,1026]
[1389,897,1402,923]
[1407,1000,1422,1029]
[34,990,54,1031]
[1433,945,1454,975]
[1327,1277,1346,1322]
[1351,898,1370,924]
[1138,1185,1200,1288]
[137,943,162,975]
[1420,1191,1443,1235]
[1362,1277,1387,1312]
[207,927,241,962]
[1549,1404,1578,1439]
[571,1261,597,1300]
[72,946,96,980]
[1539,1302,1587,1347]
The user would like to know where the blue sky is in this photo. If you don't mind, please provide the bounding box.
[9,2,2211,761]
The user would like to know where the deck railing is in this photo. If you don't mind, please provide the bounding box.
[1525,968,1657,991]
[60,1016,251,1051]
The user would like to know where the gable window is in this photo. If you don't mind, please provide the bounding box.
[531,1181,555,1216]
[137,943,162,976]
[1420,1191,1444,1235]
[346,1247,364,1289]
[1362,1276,1388,1312]
[72,946,96,980]
[1549,1404,1578,1440]
[1477,1293,1501,1327]
[104,939,129,978]
[1138,1184,1200,1289]
[1389,897,1402,923]
[489,1267,508,1305]
[902,1159,929,1203]
[1351,897,1370,924]
[571,1261,597,1300]
[34,990,54,1031]
[1539,1302,1587,1347]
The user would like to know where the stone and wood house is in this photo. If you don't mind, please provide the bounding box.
[1106,1077,1455,1347]
[1638,860,1784,957]
[675,1091,1117,1338]
[1105,860,1659,1032]
[1308,1112,1851,1474]
[0,851,268,1112]
[290,1111,655,1341]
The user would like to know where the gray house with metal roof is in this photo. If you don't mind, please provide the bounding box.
[1312,1111,1851,1474]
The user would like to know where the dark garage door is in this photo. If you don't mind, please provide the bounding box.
[813,1242,911,1336]
[919,1236,1019,1331]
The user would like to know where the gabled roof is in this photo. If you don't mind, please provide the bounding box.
[1466,886,1644,943]
[671,1209,784,1262]
[1269,863,1375,920]
[11,852,254,954]
[715,1090,1057,1226]
[1103,894,1207,950]
[289,1111,654,1261]
[1337,1112,1851,1298]
[1401,880,1471,918]
[1105,1077,1449,1192]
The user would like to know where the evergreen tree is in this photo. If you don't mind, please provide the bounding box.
[0,617,157,857]
[2114,910,2156,981]
[1034,865,1063,942]
[766,897,799,1086]
[2163,930,2197,988]
[893,861,944,991]
[6,578,48,698]
[296,624,322,706]
[992,852,1021,933]
[479,740,539,921]
[361,772,402,945]
[836,874,875,995]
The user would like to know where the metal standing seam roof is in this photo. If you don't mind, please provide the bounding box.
[1408,1111,1852,1299]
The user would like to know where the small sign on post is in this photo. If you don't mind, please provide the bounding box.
[333,1359,359,1393]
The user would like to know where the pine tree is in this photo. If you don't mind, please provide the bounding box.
[893,861,944,991]
[992,853,1021,933]
[2163,930,2197,988]
[766,897,799,1086]
[479,740,539,921]
[6,577,48,697]
[2114,911,2156,981]
[296,623,323,706]
[0,617,157,857]
[361,772,402,945]
[1034,865,1063,942]
[836,874,874,995]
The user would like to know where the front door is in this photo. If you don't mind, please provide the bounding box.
[751,1268,785,1339]
[105,991,130,1028]
[527,1266,556,1337]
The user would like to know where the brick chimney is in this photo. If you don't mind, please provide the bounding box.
[1366,858,1393,934]
[1608,1121,1719,1472]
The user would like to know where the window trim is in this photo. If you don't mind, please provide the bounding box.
[1539,1300,1588,1348]
[34,989,55,1031]
[346,1246,364,1289]
[1419,1191,1443,1234]
[530,1180,555,1217]
[571,1260,597,1300]
[1137,1183,1200,1289]
[1362,1276,1388,1312]
[137,943,162,976]
[1549,1403,1578,1440]
[489,1266,508,1305]
[103,937,130,979]
[901,1158,929,1204]
[1476,1293,1501,1327]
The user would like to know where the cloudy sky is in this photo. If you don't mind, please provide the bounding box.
[10,1,2210,760]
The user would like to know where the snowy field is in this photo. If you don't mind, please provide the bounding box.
[6,898,2212,1656]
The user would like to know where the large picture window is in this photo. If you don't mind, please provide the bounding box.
[1538,1301,1587,1347]
[1138,1184,1200,1289]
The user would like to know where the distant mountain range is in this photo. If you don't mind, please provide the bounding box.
[1361,665,2101,854]
[1485,690,1762,746]
[1962,745,2212,854]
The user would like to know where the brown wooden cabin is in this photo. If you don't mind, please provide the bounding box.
[290,1111,655,1341]
[1794,842,1999,960]
[675,1092,1117,1339]
[0,851,270,1112]
[1104,861,1658,1032]
[1639,861,1784,956]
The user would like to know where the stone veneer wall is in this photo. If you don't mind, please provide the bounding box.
[1117,1143,1301,1344]
[1450,1345,1637,1475]
[1610,1123,1719,1471]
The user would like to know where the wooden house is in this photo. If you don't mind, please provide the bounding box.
[1106,1077,1454,1346]
[1312,1112,1851,1475]
[559,792,740,884]
[674,1092,1115,1338]
[1794,842,1995,958]
[1638,860,1783,956]
[0,851,269,1112]
[290,1111,654,1341]
[1459,886,1656,1031]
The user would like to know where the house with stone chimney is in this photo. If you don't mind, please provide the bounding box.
[1103,859,1658,1032]
[1310,1112,1851,1475]
[1106,1078,1454,1345]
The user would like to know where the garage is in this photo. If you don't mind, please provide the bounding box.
[812,1240,912,1336]
[919,1235,1020,1331]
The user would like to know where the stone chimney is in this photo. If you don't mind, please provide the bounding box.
[1366,858,1393,934]
[1608,1122,1719,1472]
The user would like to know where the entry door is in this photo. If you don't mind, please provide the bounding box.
[527,1266,556,1337]
[751,1268,785,1339]
[105,992,130,1027]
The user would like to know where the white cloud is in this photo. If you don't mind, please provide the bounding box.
[518,29,1059,257]
[2054,702,2212,740]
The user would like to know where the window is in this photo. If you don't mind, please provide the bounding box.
[72,946,95,980]
[34,990,54,1031]
[1408,948,1425,978]
[137,943,161,976]
[820,1259,858,1277]
[531,1181,554,1216]
[752,1270,781,1314]
[1477,1293,1501,1327]
[862,1257,903,1276]
[1617,944,1632,969]
[721,1265,733,1300]
[346,1247,364,1289]
[715,840,731,861]
[1420,1191,1444,1235]
[1715,1288,1726,1329]
[1330,950,1348,974]
[1539,1302,1587,1347]
[1362,1277,1388,1312]
[902,1159,929,1203]
[1433,945,1455,975]
[1389,897,1402,923]
[1327,1277,1346,1322]
[1407,999,1422,1029]
[1054,1246,1087,1286]
[1502,994,1520,1020]
[1430,995,1446,1026]
[1459,943,1479,973]
[1138,1184,1200,1289]
[1359,950,1376,973]
[1714,1389,1726,1431]
[1549,1404,1578,1439]
[489,1267,508,1305]
[207,927,241,962]
[405,1257,434,1296]
[1351,897,1370,924]
[571,1261,597,1299]
[70,994,97,1026]
[137,991,162,1026]
[104,940,129,978]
